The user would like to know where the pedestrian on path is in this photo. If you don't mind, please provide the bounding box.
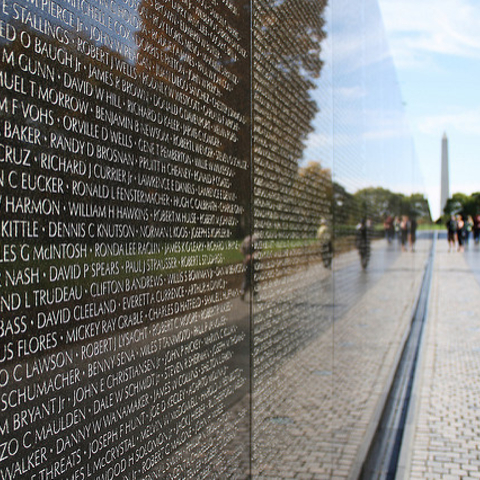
[240,233,258,301]
[457,215,465,252]
[474,214,480,244]
[409,217,417,252]
[446,215,457,252]
[317,218,333,268]
[465,215,473,245]
[400,215,409,252]
[384,215,394,243]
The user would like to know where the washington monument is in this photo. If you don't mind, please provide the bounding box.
[440,133,449,215]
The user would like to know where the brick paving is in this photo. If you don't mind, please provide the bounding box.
[253,238,430,479]
[399,239,480,479]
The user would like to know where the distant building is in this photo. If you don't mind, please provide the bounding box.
[440,133,449,215]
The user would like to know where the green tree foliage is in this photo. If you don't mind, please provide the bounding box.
[333,182,355,226]
[350,187,431,225]
[443,192,480,220]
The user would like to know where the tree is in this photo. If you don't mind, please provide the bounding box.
[349,188,431,225]
[406,193,432,222]
[443,192,480,220]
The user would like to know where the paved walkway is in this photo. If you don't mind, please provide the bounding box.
[398,237,480,479]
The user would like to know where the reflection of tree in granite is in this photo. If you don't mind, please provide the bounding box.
[136,0,252,239]
[297,161,333,234]
[252,0,328,241]
[251,0,329,360]
[250,162,333,286]
[334,181,355,227]
[252,0,331,476]
[353,187,431,226]
[252,0,331,387]
[253,0,326,159]
[333,185,431,253]
[133,2,253,477]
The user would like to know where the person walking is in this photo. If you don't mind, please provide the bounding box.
[446,215,457,252]
[383,215,394,243]
[465,215,474,245]
[240,233,258,300]
[457,215,465,252]
[474,214,480,244]
[400,215,410,252]
[355,218,371,269]
[409,216,417,252]
[317,218,333,268]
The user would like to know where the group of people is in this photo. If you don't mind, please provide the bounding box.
[383,215,418,252]
[446,214,480,252]
[238,212,480,301]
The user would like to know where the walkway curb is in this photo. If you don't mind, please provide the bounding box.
[395,240,436,479]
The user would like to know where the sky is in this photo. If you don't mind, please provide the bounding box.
[377,0,480,219]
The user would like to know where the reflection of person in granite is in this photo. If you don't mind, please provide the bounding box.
[400,215,410,252]
[240,233,258,300]
[383,215,395,243]
[409,216,417,252]
[317,218,332,268]
[355,218,371,269]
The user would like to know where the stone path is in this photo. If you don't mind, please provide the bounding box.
[398,238,480,479]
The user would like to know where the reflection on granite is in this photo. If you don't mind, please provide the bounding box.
[253,238,430,478]
[0,0,428,477]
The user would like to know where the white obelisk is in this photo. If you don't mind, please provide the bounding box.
[440,133,449,215]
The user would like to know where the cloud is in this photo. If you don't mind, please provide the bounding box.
[303,132,332,150]
[417,109,480,135]
[324,1,396,75]
[363,127,408,141]
[378,0,480,67]
[335,86,367,100]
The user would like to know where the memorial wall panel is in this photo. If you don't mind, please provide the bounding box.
[250,0,334,475]
[0,0,252,478]
[251,0,430,477]
[0,0,429,478]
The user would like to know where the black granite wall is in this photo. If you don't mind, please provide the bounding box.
[0,0,427,478]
